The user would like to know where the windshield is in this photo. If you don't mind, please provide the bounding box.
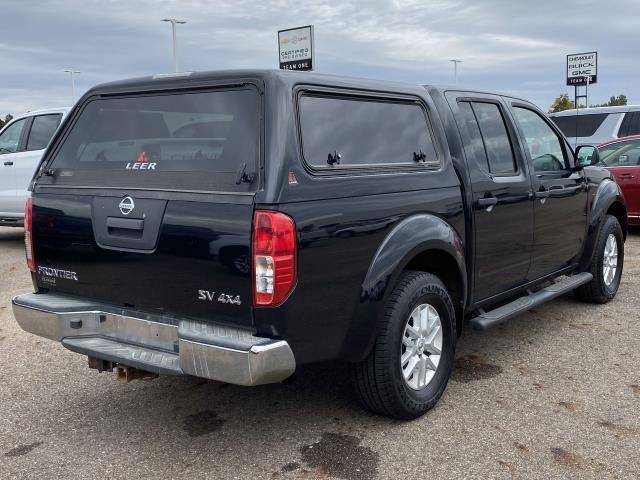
[46,87,259,192]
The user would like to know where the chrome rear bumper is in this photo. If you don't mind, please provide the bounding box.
[12,292,295,386]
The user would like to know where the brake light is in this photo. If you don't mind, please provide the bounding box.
[252,210,297,306]
[24,197,35,272]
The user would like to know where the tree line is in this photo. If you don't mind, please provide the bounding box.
[0,114,13,129]
[549,94,628,113]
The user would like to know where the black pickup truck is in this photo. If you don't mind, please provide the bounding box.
[12,70,626,419]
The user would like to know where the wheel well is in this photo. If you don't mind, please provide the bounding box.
[607,201,627,239]
[405,250,465,337]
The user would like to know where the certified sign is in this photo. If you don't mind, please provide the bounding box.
[278,25,314,71]
[566,52,597,86]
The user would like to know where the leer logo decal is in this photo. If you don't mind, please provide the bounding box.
[119,196,135,216]
[126,151,157,170]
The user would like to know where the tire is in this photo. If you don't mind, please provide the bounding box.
[575,214,624,304]
[351,271,456,420]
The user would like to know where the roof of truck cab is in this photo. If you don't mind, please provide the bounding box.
[82,69,533,105]
[84,69,427,95]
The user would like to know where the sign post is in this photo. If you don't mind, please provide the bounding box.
[278,25,314,71]
[566,52,598,148]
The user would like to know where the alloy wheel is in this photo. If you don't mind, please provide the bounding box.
[400,303,443,390]
[603,233,618,287]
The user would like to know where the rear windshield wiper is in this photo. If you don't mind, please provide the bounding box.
[235,162,255,184]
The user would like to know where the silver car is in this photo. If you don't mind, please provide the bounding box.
[549,105,640,147]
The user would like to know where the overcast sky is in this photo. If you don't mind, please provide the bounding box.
[2,0,638,115]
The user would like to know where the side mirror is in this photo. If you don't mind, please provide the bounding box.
[575,145,600,168]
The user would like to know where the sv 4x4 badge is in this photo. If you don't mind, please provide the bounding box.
[198,290,242,305]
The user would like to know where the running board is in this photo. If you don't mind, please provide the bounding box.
[469,273,593,331]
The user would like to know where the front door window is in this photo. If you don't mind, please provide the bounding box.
[513,108,568,172]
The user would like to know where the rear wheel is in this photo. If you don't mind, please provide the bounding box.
[576,214,624,303]
[352,271,456,419]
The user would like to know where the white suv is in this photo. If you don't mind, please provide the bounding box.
[0,107,70,226]
[549,105,640,147]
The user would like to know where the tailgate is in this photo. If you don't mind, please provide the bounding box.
[30,83,262,327]
[33,193,255,326]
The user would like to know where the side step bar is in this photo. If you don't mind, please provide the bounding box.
[469,273,593,331]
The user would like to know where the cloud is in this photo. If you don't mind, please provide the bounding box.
[1,0,638,115]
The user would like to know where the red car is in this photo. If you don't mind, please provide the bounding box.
[598,135,640,225]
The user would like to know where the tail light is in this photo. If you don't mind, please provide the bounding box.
[252,210,297,306]
[24,197,35,272]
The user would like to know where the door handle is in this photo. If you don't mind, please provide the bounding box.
[535,188,549,199]
[3,161,13,166]
[562,185,582,193]
[477,197,498,209]
[477,197,498,207]
[619,174,636,180]
[535,186,550,204]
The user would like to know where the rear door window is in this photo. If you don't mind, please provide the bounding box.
[47,87,260,192]
[298,94,438,169]
[457,101,491,173]
[470,102,517,174]
[26,114,63,151]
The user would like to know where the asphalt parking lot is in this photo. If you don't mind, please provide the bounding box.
[0,226,638,480]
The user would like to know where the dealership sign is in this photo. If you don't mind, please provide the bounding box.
[566,52,597,86]
[278,25,314,71]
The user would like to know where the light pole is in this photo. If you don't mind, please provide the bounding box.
[162,18,187,72]
[449,59,462,84]
[63,69,81,102]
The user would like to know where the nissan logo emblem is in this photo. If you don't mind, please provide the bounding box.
[119,196,135,216]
